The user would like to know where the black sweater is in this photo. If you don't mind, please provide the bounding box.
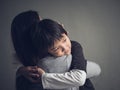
[71,41,95,90]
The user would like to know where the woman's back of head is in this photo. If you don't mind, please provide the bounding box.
[11,10,40,66]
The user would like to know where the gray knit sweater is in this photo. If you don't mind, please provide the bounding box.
[37,54,80,90]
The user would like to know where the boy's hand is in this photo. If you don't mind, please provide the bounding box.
[17,66,41,83]
[37,67,45,75]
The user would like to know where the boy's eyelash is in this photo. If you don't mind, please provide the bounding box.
[53,48,59,51]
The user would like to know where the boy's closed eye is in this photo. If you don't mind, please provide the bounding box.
[63,38,66,42]
[53,48,59,52]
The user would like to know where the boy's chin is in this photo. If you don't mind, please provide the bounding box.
[65,52,71,56]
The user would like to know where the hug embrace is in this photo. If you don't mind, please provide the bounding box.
[11,10,101,90]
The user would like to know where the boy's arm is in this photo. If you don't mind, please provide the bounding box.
[39,41,87,89]
[40,61,101,89]
[41,69,86,89]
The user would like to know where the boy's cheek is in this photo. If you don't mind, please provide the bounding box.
[54,53,64,57]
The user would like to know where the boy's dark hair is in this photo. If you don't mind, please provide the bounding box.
[11,10,39,66]
[30,19,67,58]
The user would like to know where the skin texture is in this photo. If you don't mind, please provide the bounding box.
[48,33,71,57]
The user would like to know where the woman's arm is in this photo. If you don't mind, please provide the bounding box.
[70,41,87,71]
[70,41,95,90]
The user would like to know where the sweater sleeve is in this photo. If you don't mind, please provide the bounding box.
[70,41,95,90]
[42,69,86,89]
[70,41,87,72]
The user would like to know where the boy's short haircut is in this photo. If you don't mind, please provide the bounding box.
[30,19,67,57]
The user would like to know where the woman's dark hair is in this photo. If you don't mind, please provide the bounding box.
[11,10,40,66]
[30,19,67,58]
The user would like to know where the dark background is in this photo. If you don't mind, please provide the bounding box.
[0,0,120,90]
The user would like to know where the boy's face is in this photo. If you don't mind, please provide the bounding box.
[48,33,71,57]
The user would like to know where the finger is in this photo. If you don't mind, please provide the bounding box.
[30,69,38,73]
[38,68,44,73]
[28,66,38,73]
[29,73,40,78]
[28,66,37,70]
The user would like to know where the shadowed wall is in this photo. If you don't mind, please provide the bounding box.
[0,0,120,90]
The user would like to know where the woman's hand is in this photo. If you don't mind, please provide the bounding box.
[17,66,40,83]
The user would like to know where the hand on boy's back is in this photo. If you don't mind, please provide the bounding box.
[18,66,45,83]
